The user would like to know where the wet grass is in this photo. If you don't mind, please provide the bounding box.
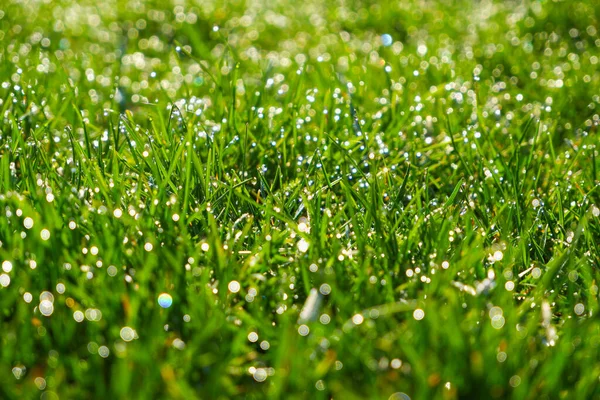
[0,0,599,399]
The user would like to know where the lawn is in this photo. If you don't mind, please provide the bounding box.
[0,0,599,398]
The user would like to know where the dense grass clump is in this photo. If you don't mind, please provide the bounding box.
[1,0,600,398]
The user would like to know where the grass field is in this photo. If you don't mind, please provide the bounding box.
[1,0,600,398]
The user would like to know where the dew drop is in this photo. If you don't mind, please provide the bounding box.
[120,327,136,342]
[158,293,173,308]
[39,300,54,316]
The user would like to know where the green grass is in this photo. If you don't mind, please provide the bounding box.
[0,0,599,398]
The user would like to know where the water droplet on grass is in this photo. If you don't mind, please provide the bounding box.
[413,309,425,320]
[74,311,84,322]
[98,346,110,358]
[389,393,411,400]
[2,260,13,272]
[352,314,364,325]
[158,293,173,308]
[39,300,54,316]
[253,368,267,382]
[23,217,34,229]
[40,229,50,240]
[491,315,505,329]
[298,325,310,336]
[381,34,393,47]
[120,327,135,341]
[297,238,309,253]
[228,281,241,293]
